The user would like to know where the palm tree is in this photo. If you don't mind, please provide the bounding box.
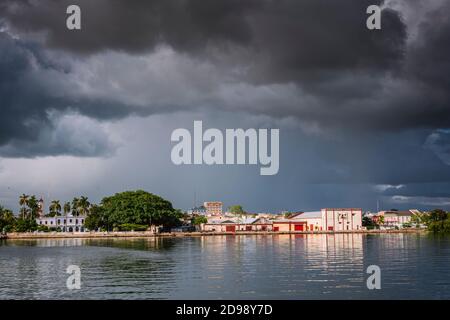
[19,194,29,207]
[77,196,91,216]
[63,202,71,216]
[19,194,29,219]
[71,197,80,216]
[27,196,39,220]
[49,200,62,217]
[19,207,29,220]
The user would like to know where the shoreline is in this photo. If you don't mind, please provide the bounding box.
[2,228,426,240]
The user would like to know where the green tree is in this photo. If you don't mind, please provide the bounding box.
[84,205,104,231]
[228,205,247,226]
[19,194,29,207]
[429,209,448,222]
[49,200,62,217]
[192,216,207,226]
[100,190,182,230]
[70,196,91,216]
[427,209,450,233]
[428,218,450,233]
[14,218,38,233]
[228,205,245,215]
[27,196,40,220]
[63,202,71,216]
[362,216,376,229]
[19,207,29,220]
[71,197,80,216]
[19,194,29,219]
[0,205,16,233]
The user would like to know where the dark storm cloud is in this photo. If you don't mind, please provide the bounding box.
[1,0,450,165]
[6,0,446,134]
[246,1,406,84]
[0,0,259,54]
[407,1,450,90]
[0,31,147,157]
[0,0,404,72]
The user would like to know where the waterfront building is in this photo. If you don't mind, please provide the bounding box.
[36,215,87,232]
[273,211,321,232]
[202,217,273,232]
[35,199,87,232]
[375,209,419,228]
[272,208,363,232]
[200,208,363,232]
[322,208,363,231]
[203,201,223,216]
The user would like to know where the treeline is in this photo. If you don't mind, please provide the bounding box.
[1,190,183,233]
[0,194,95,233]
[423,209,450,233]
[1,194,47,232]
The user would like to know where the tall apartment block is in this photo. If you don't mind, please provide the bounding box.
[203,201,223,216]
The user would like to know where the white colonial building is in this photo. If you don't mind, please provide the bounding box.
[35,198,87,232]
[36,215,87,232]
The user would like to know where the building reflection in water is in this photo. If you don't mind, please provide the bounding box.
[2,233,443,299]
[192,234,365,298]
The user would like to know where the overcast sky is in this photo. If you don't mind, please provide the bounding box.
[1,0,450,213]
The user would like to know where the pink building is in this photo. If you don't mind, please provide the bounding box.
[273,208,363,232]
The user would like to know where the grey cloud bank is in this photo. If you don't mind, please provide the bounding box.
[0,0,450,211]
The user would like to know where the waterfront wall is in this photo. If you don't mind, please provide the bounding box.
[4,229,426,240]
